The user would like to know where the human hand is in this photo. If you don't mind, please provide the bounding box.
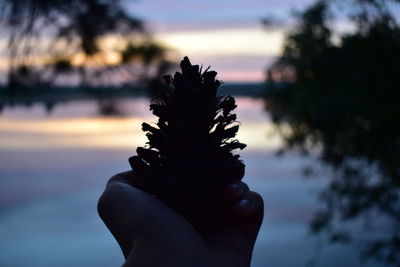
[98,171,264,267]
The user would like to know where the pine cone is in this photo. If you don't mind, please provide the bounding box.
[129,56,246,226]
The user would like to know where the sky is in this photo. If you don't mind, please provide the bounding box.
[123,0,316,82]
[0,0,317,83]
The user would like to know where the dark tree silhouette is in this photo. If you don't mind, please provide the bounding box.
[264,0,400,265]
[0,0,172,91]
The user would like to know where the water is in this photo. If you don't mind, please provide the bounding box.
[0,97,381,266]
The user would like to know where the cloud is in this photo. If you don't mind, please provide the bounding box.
[157,27,284,56]
[155,27,282,81]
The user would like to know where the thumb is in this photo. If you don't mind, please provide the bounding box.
[97,172,202,258]
[97,173,157,257]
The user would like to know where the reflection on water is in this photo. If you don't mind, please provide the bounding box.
[0,97,382,267]
[0,98,281,150]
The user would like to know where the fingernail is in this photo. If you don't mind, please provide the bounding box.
[229,183,244,195]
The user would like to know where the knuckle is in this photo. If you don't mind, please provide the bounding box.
[97,191,109,220]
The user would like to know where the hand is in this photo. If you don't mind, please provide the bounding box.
[98,171,264,267]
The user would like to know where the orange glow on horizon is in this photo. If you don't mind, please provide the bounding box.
[0,98,282,151]
[0,26,282,82]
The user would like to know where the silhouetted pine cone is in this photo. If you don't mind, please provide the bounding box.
[129,56,246,226]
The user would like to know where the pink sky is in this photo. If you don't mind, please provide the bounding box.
[122,0,317,82]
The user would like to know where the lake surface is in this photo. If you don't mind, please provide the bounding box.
[0,97,382,267]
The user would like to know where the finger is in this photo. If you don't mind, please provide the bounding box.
[231,191,264,246]
[205,190,264,265]
[222,181,249,204]
[98,172,179,257]
[98,173,151,257]
[97,172,200,258]
[106,170,139,187]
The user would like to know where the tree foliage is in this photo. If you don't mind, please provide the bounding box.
[0,0,171,90]
[264,0,400,265]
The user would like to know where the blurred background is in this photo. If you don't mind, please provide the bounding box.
[0,0,399,266]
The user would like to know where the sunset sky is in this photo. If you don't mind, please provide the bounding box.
[1,0,392,83]
[124,0,316,82]
[0,0,318,83]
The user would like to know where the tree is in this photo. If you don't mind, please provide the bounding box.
[264,0,400,265]
[0,0,172,91]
